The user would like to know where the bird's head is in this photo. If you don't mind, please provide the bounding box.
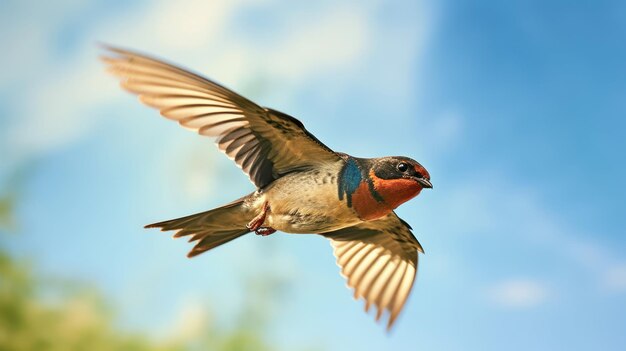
[369,156,432,210]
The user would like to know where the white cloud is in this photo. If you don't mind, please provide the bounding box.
[423,170,626,300]
[8,49,116,156]
[487,278,550,308]
[102,0,259,56]
[263,6,370,81]
[602,264,626,293]
[178,148,219,204]
[0,0,90,85]
[4,0,251,160]
[148,0,235,52]
[4,0,434,162]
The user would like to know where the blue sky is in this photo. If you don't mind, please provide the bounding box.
[1,0,625,350]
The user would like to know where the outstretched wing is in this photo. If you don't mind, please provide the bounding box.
[321,212,424,330]
[101,46,341,189]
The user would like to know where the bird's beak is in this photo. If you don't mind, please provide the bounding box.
[417,178,433,189]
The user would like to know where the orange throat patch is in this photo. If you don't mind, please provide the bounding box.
[351,181,390,221]
[351,171,422,221]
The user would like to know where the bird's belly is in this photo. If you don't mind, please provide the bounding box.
[261,172,361,234]
[269,205,361,234]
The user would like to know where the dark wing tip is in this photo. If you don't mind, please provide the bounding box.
[416,240,425,254]
[398,217,413,230]
[95,41,114,52]
[386,317,398,332]
[144,221,173,232]
[97,43,131,61]
[186,250,201,258]
[97,43,131,55]
[386,318,395,332]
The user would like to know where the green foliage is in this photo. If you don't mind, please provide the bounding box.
[0,195,13,230]
[0,250,183,351]
[0,247,288,351]
[0,204,282,351]
[0,166,303,351]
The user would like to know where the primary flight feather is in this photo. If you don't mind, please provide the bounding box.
[101,46,432,330]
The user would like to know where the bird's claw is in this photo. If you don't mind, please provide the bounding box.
[247,201,275,236]
[254,227,277,236]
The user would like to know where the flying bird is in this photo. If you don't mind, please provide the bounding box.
[101,46,432,330]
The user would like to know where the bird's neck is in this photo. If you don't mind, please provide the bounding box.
[338,157,409,221]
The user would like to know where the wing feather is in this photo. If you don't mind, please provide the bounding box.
[322,212,423,330]
[101,46,340,188]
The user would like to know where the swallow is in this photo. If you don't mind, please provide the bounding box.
[101,46,432,330]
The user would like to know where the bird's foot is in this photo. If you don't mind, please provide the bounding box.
[254,227,277,236]
[247,201,271,232]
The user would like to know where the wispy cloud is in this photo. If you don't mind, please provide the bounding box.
[8,51,116,156]
[422,169,626,303]
[602,264,626,293]
[3,0,432,162]
[487,278,550,308]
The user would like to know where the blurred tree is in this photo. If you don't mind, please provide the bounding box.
[0,166,296,351]
[0,249,183,351]
[0,244,292,351]
[0,194,13,230]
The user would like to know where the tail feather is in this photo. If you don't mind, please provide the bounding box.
[145,197,253,258]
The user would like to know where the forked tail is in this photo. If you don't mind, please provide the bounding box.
[145,197,253,257]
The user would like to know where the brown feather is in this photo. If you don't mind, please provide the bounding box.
[321,212,423,330]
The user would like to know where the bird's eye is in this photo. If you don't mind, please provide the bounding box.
[397,162,409,172]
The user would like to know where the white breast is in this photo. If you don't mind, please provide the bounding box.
[255,166,362,234]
